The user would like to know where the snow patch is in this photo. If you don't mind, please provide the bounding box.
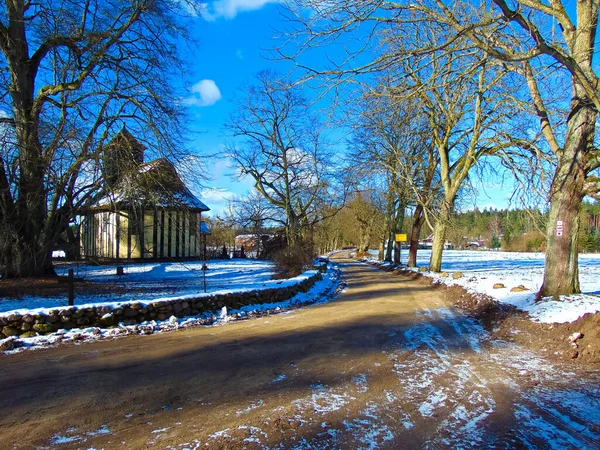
[235,400,264,416]
[369,250,600,324]
[50,425,111,446]
[418,391,447,417]
[292,383,355,414]
[342,403,394,449]
[352,374,368,393]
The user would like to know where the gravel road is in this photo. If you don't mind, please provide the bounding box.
[2,261,600,449]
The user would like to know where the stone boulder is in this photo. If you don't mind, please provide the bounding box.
[99,314,115,327]
[510,285,529,292]
[1,326,20,337]
[33,323,56,333]
[20,331,38,338]
[0,338,14,351]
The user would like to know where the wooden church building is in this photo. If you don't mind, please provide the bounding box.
[79,130,210,260]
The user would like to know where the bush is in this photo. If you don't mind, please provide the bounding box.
[489,234,501,249]
[506,231,546,252]
[271,242,315,278]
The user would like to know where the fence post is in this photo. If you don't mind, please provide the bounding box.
[67,269,75,306]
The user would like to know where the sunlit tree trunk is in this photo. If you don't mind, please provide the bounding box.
[384,193,396,262]
[408,204,424,267]
[429,201,451,272]
[385,231,393,261]
[540,91,594,297]
[393,206,405,265]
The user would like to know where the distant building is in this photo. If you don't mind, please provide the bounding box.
[234,234,271,251]
[79,129,210,260]
[466,240,485,249]
[419,234,453,250]
[233,233,284,257]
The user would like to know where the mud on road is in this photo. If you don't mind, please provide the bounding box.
[2,261,600,449]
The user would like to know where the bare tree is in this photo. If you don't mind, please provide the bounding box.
[229,190,284,257]
[343,36,514,271]
[231,190,283,232]
[438,0,600,297]
[347,191,385,253]
[281,0,600,296]
[348,90,441,267]
[225,70,332,246]
[0,0,200,278]
[400,49,515,271]
[312,204,344,254]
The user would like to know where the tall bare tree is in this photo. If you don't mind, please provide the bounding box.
[225,70,332,245]
[402,50,515,271]
[348,90,441,266]
[0,0,200,278]
[428,0,600,296]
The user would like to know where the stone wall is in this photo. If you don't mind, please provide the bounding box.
[0,271,322,339]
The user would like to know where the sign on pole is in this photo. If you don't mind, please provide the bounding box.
[556,220,563,237]
[395,234,407,265]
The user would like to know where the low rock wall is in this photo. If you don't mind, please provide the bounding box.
[0,272,322,339]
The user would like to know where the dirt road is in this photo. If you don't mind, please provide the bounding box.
[2,261,600,449]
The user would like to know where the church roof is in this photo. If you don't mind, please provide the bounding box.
[92,157,209,212]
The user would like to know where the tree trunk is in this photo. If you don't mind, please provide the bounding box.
[2,229,56,278]
[286,213,301,246]
[0,1,56,278]
[393,204,405,265]
[539,95,594,297]
[358,238,370,253]
[408,204,425,267]
[385,230,394,262]
[429,202,451,272]
[382,186,395,262]
[540,187,582,297]
[357,219,372,253]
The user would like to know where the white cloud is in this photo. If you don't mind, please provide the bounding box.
[198,156,256,217]
[200,187,238,218]
[236,49,244,60]
[201,0,280,21]
[187,79,222,107]
[201,187,237,203]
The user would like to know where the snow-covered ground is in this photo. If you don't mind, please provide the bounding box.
[369,249,600,324]
[0,259,278,314]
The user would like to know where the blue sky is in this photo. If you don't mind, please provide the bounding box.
[182,1,288,217]
[183,1,516,217]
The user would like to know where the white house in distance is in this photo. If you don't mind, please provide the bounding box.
[79,129,210,260]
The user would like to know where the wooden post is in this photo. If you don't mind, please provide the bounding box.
[67,269,75,306]
[203,234,207,293]
[116,266,124,276]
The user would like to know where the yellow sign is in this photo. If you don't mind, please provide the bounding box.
[395,233,408,242]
